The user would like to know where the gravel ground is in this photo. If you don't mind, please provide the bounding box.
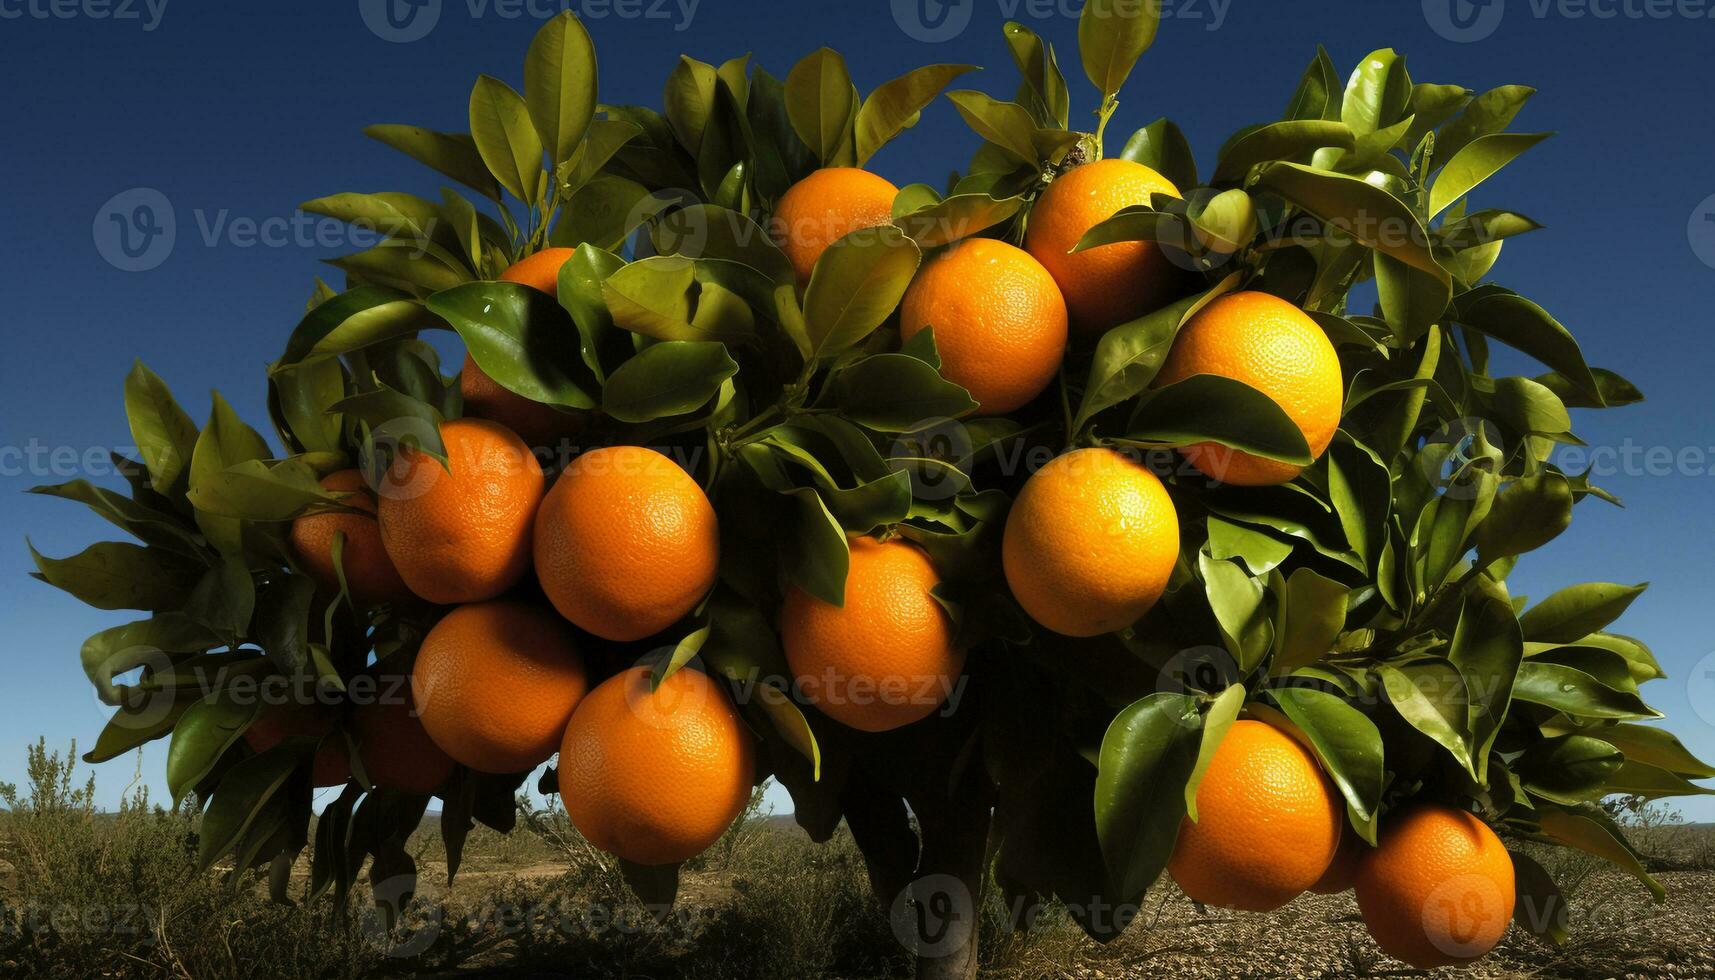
[991,871,1715,980]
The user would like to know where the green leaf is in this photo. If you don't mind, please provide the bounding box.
[187,392,269,555]
[1119,118,1196,189]
[425,280,599,410]
[1213,121,1354,185]
[854,63,977,165]
[1448,589,1522,777]
[1429,132,1551,217]
[28,479,204,558]
[1513,661,1659,721]
[556,118,641,194]
[79,614,217,704]
[186,457,340,522]
[1374,252,1451,343]
[552,174,666,251]
[601,341,738,423]
[1401,82,1472,152]
[1475,473,1573,565]
[1200,553,1272,674]
[1122,374,1312,464]
[1183,684,1245,821]
[945,90,1040,165]
[1272,686,1385,830]
[754,683,822,781]
[1515,735,1623,803]
[167,693,262,804]
[663,55,718,153]
[893,193,1025,249]
[653,204,796,284]
[832,353,976,431]
[803,225,921,358]
[276,286,431,367]
[1271,569,1348,673]
[1452,288,1602,404]
[1340,49,1412,138]
[1254,162,1446,283]
[1434,85,1535,169]
[1074,275,1239,434]
[1379,659,1476,778]
[785,48,857,166]
[1536,807,1664,901]
[1535,367,1642,409]
[1518,582,1647,644]
[1003,20,1069,128]
[1327,439,1390,570]
[1281,46,1341,122]
[272,357,346,454]
[523,11,598,168]
[1601,760,1715,799]
[1436,210,1543,251]
[469,74,544,204]
[1078,0,1160,101]
[198,743,311,872]
[363,124,501,201]
[298,192,454,257]
[601,256,696,337]
[1510,851,1571,945]
[124,361,200,495]
[651,625,711,688]
[1094,692,1202,899]
[783,488,849,606]
[1577,723,1715,778]
[325,242,470,298]
[1207,516,1293,576]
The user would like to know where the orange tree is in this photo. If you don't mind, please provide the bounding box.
[31,9,1712,978]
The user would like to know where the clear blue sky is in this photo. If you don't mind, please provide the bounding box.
[2,1,1711,819]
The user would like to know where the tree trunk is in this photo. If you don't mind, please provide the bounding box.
[906,793,991,980]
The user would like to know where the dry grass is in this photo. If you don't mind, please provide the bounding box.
[2,741,1710,979]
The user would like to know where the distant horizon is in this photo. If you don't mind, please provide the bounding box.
[3,2,1712,822]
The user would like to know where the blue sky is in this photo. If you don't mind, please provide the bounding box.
[1,1,1711,819]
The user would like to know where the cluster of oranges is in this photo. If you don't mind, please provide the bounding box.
[275,156,1507,967]
[1170,720,1517,969]
[771,162,1342,639]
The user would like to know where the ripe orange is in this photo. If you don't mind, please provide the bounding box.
[898,237,1068,416]
[411,600,588,773]
[498,246,578,295]
[1002,448,1179,637]
[534,445,719,642]
[1167,719,1343,911]
[244,702,350,788]
[1153,291,1343,486]
[288,469,412,606]
[769,167,900,284]
[781,536,964,732]
[1024,158,1183,336]
[459,354,583,454]
[1355,804,1516,969]
[351,676,456,796]
[1310,825,1367,894]
[376,418,545,605]
[559,665,754,866]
